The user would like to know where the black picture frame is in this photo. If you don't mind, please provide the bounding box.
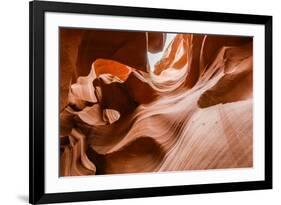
[29,0,272,204]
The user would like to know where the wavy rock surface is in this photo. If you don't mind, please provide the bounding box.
[59,29,253,176]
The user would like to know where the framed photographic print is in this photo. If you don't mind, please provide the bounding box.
[29,0,272,204]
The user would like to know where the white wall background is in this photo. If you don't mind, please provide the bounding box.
[0,0,279,204]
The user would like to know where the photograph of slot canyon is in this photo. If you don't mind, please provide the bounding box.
[59,27,253,177]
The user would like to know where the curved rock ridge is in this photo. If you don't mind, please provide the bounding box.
[59,29,253,176]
